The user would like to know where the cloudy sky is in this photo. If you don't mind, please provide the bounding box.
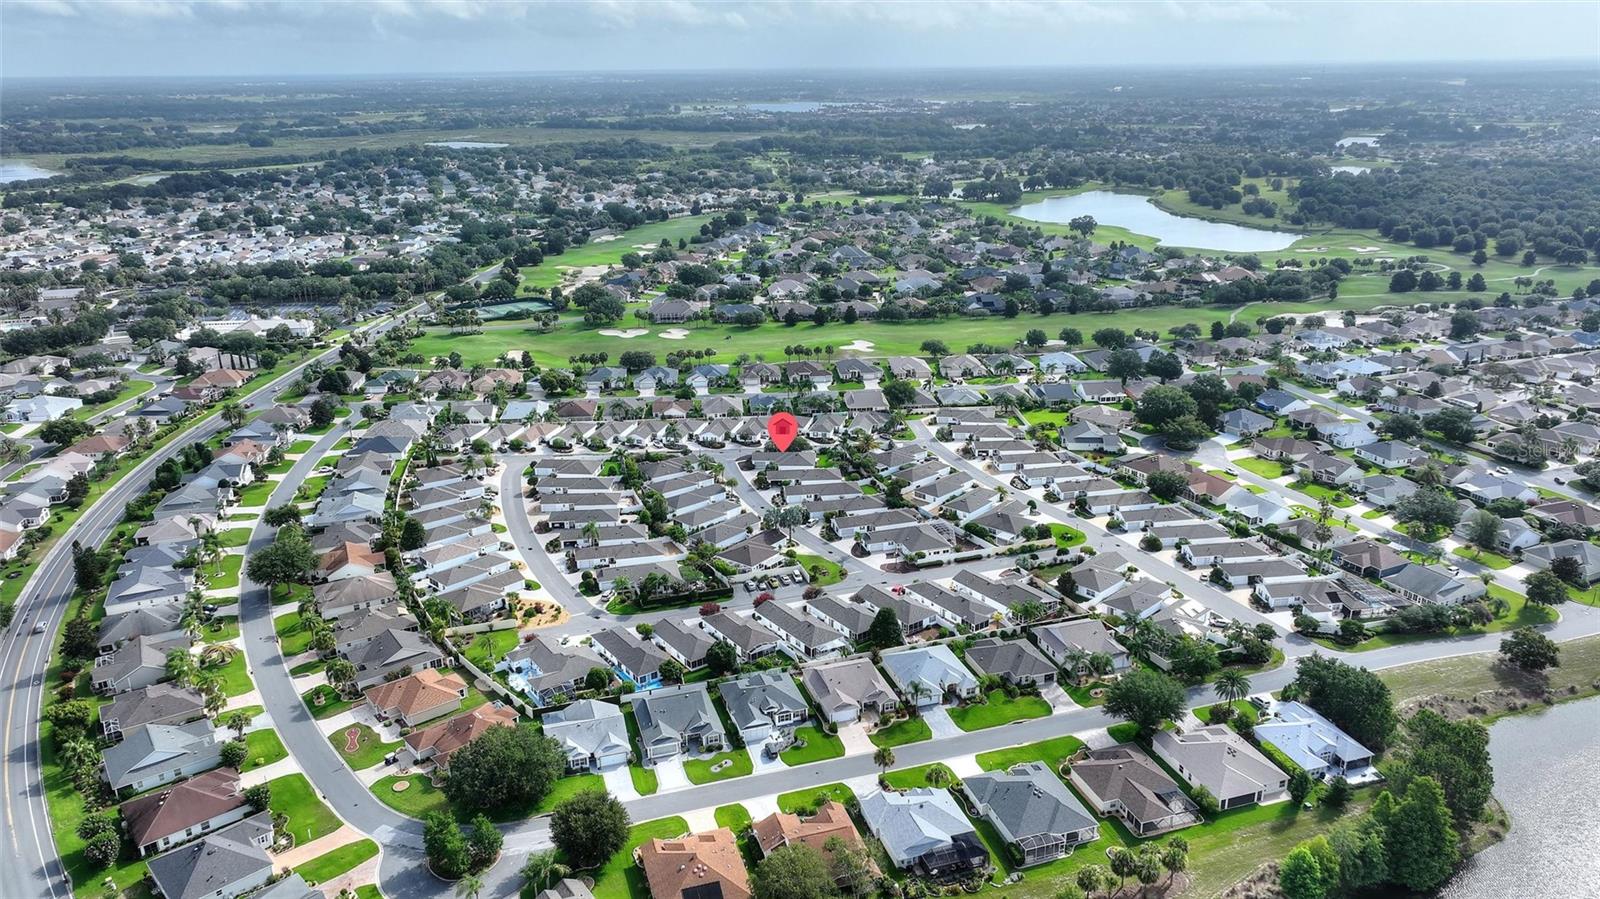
[3,0,1596,79]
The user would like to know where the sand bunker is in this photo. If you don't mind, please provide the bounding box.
[659,328,691,340]
[598,328,649,339]
[1349,246,1383,253]
[838,340,876,352]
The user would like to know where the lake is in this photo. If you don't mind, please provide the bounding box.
[1336,135,1383,148]
[1331,165,1371,175]
[1438,697,1600,898]
[425,141,507,149]
[1010,190,1304,252]
[0,161,60,183]
[742,101,845,113]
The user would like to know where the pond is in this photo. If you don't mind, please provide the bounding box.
[1438,697,1600,898]
[425,141,508,149]
[1330,165,1371,175]
[1336,135,1383,148]
[0,161,61,183]
[1009,190,1305,252]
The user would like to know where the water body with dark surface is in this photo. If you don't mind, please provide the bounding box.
[1438,696,1600,899]
[1010,190,1304,252]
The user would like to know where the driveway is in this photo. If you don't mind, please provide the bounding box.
[749,743,786,775]
[1040,684,1078,713]
[651,756,690,792]
[601,764,641,801]
[923,705,961,739]
[838,722,875,756]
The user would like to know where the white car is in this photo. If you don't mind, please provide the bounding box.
[1494,466,1511,475]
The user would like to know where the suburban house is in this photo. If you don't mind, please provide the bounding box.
[802,657,901,724]
[860,788,988,877]
[1032,619,1132,676]
[399,703,519,771]
[120,768,252,857]
[962,762,1100,866]
[145,812,274,899]
[101,719,220,794]
[1068,744,1201,836]
[635,829,751,899]
[99,683,207,741]
[961,637,1058,688]
[628,683,728,762]
[1152,725,1288,810]
[880,645,980,708]
[543,699,633,772]
[752,800,876,876]
[363,669,469,727]
[1523,539,1600,584]
[1252,701,1377,780]
[717,671,809,747]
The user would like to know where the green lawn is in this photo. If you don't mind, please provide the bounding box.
[869,716,931,747]
[881,762,956,791]
[518,216,714,290]
[204,553,245,590]
[237,480,277,507]
[974,735,1085,772]
[328,722,401,770]
[1049,523,1087,549]
[205,650,253,696]
[216,528,253,548]
[1323,584,1552,652]
[70,379,154,420]
[408,296,1368,370]
[779,724,846,765]
[243,728,288,771]
[462,628,522,670]
[714,804,752,834]
[1361,508,1387,519]
[1289,480,1357,507]
[200,615,240,643]
[303,684,358,719]
[268,773,343,844]
[295,839,379,885]
[947,690,1053,731]
[777,783,856,814]
[372,774,448,819]
[1234,457,1287,479]
[276,611,320,656]
[288,439,316,454]
[683,749,753,785]
[630,764,659,796]
[538,774,607,813]
[796,554,844,586]
[588,817,688,899]
[1451,545,1514,570]
[299,475,331,501]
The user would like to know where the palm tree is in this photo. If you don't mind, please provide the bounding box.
[457,873,484,899]
[521,851,569,893]
[873,746,895,780]
[923,765,950,789]
[1213,670,1252,705]
[1061,648,1090,685]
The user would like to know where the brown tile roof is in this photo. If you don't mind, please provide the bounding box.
[320,541,386,576]
[403,703,517,768]
[67,434,130,456]
[120,768,245,849]
[636,828,751,899]
[363,669,467,719]
[751,800,874,873]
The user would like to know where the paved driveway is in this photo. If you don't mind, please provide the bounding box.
[602,765,641,801]
[923,705,962,739]
[1040,684,1078,712]
[838,722,875,756]
[652,756,690,792]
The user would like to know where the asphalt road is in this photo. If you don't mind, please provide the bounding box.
[0,309,413,899]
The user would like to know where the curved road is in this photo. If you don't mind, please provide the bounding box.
[0,309,415,899]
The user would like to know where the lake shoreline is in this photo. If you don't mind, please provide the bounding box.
[1009,188,1306,252]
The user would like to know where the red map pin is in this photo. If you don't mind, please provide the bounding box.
[767,412,799,452]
